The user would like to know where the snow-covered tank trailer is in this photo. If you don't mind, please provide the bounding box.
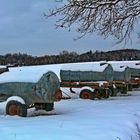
[128,62,140,88]
[109,64,132,95]
[0,66,62,117]
[60,62,114,99]
[110,61,140,88]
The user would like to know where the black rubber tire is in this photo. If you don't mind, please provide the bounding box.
[101,90,106,98]
[120,86,127,94]
[108,88,113,96]
[44,103,54,111]
[102,89,110,99]
[6,100,27,117]
[105,90,110,98]
[128,84,133,91]
[94,89,102,99]
[80,89,92,99]
[90,92,95,100]
[110,88,117,97]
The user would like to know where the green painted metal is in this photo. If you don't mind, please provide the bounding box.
[60,64,114,82]
[129,68,140,78]
[113,67,131,81]
[0,71,60,106]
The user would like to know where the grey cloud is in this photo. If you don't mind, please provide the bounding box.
[0,0,139,56]
[0,0,50,39]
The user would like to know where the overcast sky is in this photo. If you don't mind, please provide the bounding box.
[0,0,139,56]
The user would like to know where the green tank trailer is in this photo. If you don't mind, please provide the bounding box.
[60,62,113,100]
[109,61,140,91]
[109,65,132,96]
[60,63,114,82]
[0,67,62,117]
[129,64,140,88]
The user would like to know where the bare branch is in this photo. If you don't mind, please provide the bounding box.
[46,0,140,44]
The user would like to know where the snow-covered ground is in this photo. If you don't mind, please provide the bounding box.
[0,90,140,140]
[0,61,140,140]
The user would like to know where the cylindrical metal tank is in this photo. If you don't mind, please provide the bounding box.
[112,66,131,81]
[0,67,62,106]
[60,62,114,82]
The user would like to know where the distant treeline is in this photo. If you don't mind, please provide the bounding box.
[0,49,140,66]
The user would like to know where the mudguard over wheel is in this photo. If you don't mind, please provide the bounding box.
[6,100,27,117]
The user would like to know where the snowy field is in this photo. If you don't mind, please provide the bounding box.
[0,61,140,140]
[0,90,140,140]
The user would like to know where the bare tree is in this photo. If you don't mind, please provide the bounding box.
[46,0,140,44]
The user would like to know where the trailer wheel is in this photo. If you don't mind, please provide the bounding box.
[94,89,101,99]
[6,100,27,117]
[105,90,110,98]
[102,89,110,99]
[101,92,106,99]
[80,89,92,99]
[109,88,117,96]
[120,86,127,94]
[44,103,54,111]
